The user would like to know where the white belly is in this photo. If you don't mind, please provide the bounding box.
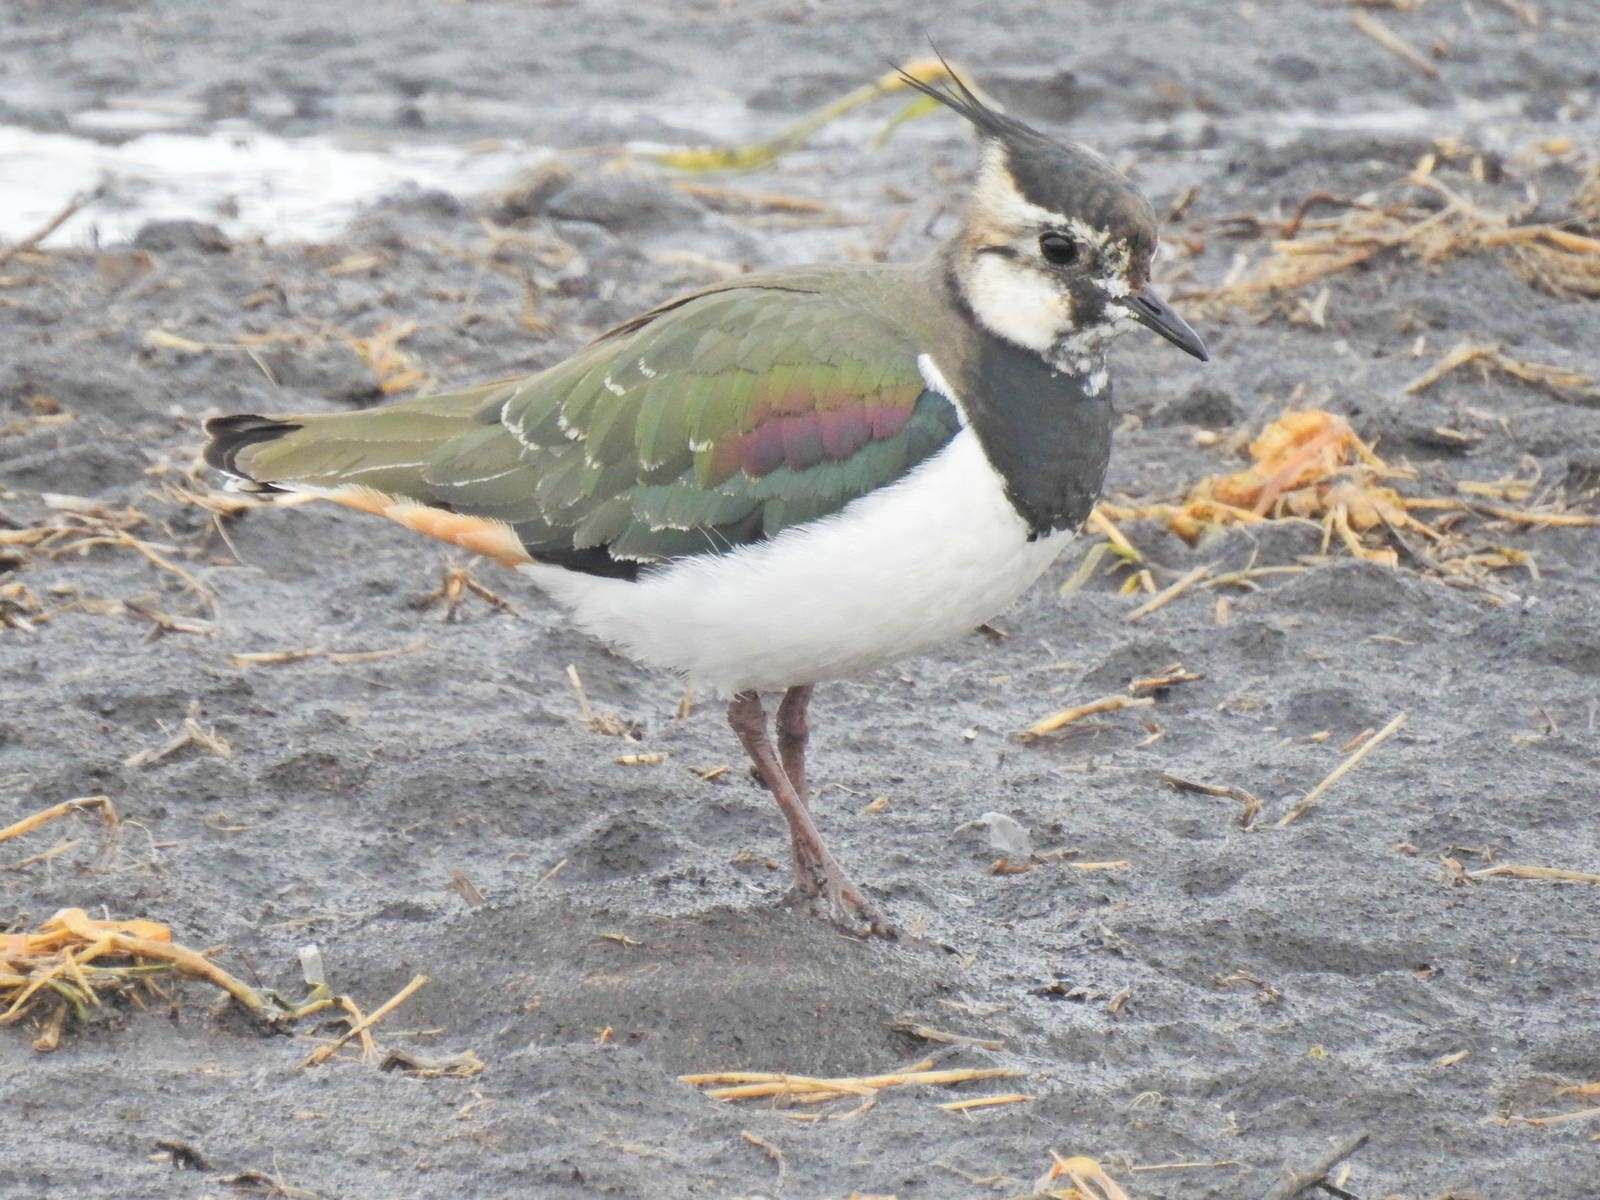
[520,429,1073,695]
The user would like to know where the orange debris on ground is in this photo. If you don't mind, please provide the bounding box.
[1093,407,1586,585]
[1099,409,1420,564]
[2,907,276,1050]
[1,909,172,959]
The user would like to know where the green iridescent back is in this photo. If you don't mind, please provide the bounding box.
[239,265,964,574]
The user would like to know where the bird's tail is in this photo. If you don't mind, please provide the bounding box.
[201,383,536,565]
[202,413,305,493]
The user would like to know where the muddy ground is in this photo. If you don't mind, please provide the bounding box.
[3,2,1599,1197]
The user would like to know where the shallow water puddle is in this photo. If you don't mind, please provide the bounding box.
[0,121,550,247]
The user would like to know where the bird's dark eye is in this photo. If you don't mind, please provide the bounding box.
[1039,231,1079,266]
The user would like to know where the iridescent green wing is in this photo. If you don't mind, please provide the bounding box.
[422,277,961,567]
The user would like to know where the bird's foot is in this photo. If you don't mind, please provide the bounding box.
[790,843,896,939]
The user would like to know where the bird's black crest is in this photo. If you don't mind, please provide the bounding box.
[900,49,1158,262]
[893,49,1047,148]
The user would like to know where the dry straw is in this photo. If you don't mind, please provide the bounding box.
[681,1057,1025,1117]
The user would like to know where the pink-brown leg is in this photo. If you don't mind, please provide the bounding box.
[776,684,813,803]
[727,690,893,937]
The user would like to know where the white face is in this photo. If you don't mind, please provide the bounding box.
[956,144,1144,372]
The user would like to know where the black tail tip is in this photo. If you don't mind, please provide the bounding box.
[202,413,300,487]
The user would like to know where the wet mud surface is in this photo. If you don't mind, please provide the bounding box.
[3,2,1599,1197]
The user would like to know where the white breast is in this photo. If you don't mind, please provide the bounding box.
[520,427,1073,696]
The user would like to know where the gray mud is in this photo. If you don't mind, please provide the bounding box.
[3,3,1599,1198]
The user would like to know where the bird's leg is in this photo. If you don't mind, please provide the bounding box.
[726,691,894,938]
[776,684,813,804]
[774,684,842,920]
[728,691,826,894]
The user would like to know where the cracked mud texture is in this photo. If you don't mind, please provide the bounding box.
[3,1,1599,1197]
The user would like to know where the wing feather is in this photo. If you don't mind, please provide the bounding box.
[207,274,961,575]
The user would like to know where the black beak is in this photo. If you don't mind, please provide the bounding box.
[1125,286,1208,362]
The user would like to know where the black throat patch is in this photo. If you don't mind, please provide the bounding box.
[951,324,1114,540]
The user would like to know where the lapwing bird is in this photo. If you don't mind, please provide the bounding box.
[205,71,1207,936]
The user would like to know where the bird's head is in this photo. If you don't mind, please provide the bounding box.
[905,65,1208,376]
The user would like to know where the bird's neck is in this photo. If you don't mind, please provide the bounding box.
[936,255,1114,539]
